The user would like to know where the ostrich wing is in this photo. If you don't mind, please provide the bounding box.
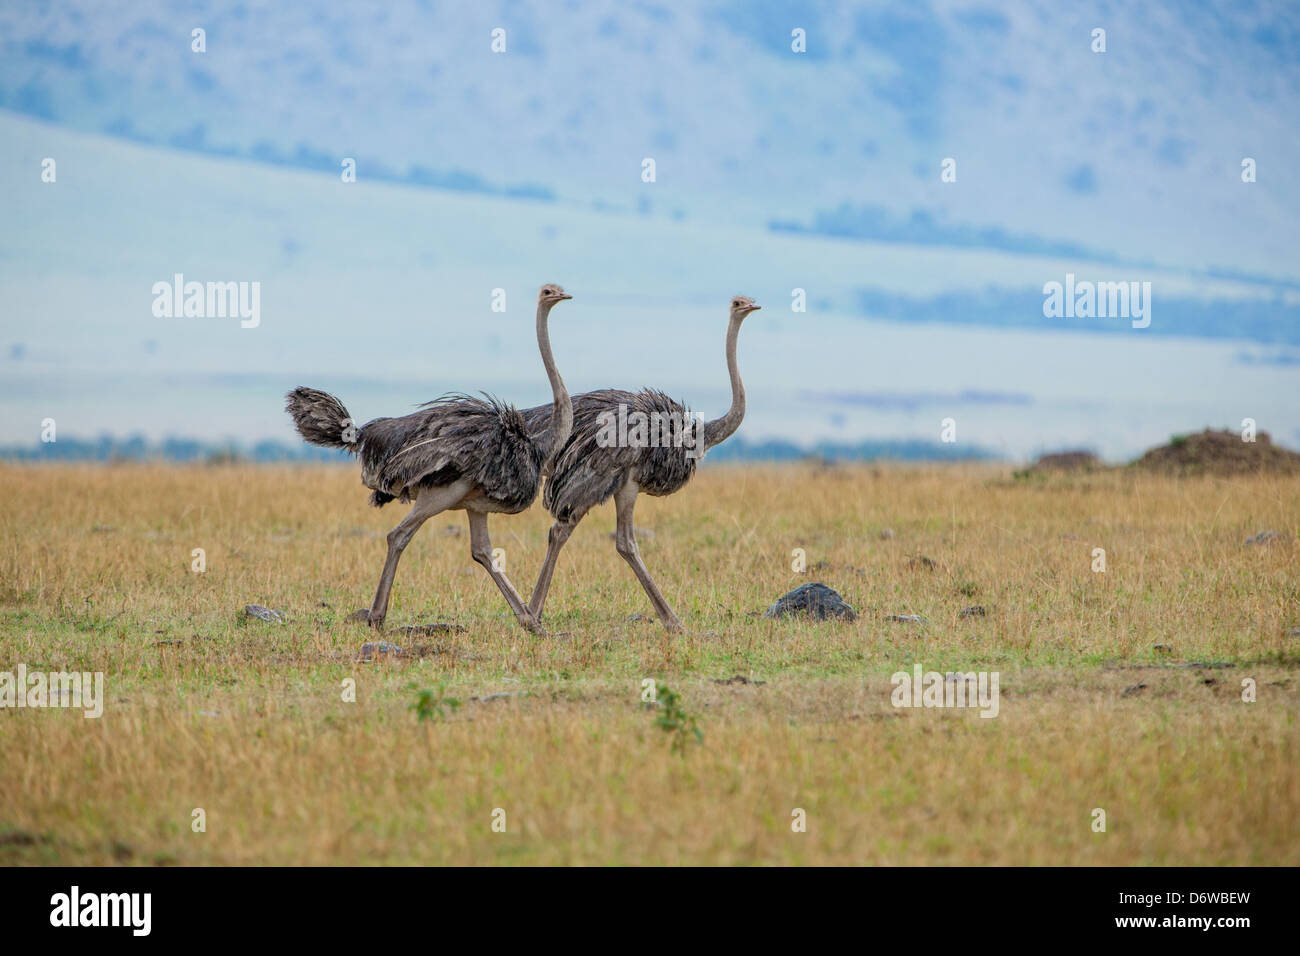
[543,388,698,522]
[359,394,543,511]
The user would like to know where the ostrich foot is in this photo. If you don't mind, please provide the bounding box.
[348,608,385,630]
[661,616,685,635]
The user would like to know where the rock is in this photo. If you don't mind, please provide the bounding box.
[886,614,927,624]
[356,641,406,662]
[764,583,857,621]
[0,830,42,847]
[244,604,284,623]
[1245,530,1281,546]
[959,605,986,618]
[713,675,766,686]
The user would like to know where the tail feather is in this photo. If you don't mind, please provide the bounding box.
[285,386,360,449]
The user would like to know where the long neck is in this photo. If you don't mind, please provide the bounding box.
[537,300,572,472]
[703,315,745,452]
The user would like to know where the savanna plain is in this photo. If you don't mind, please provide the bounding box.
[1,462,1296,865]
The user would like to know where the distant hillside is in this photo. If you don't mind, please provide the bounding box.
[0,434,997,465]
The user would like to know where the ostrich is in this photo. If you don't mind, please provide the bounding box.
[284,284,573,632]
[523,294,760,633]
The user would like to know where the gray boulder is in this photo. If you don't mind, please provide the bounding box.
[765,583,857,621]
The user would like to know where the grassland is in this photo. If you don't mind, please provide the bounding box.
[0,461,1296,865]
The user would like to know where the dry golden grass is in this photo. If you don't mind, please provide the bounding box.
[1,461,1297,865]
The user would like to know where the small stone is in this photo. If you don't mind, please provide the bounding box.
[357,641,406,662]
[1245,530,1281,546]
[886,614,927,624]
[764,582,857,621]
[244,604,284,623]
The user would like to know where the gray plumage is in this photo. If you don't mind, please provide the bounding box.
[360,394,545,511]
[285,388,545,510]
[525,295,761,633]
[283,284,574,633]
[534,389,698,524]
[284,386,358,449]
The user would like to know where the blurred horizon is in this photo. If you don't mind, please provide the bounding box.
[2,1,1297,461]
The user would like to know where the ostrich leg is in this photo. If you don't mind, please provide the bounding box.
[527,519,578,622]
[467,510,541,632]
[362,479,471,629]
[613,480,683,633]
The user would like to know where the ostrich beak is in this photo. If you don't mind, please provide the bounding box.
[556,292,573,300]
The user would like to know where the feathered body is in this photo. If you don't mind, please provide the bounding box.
[286,388,547,512]
[283,283,574,634]
[523,294,760,633]
[524,389,698,524]
[362,395,547,512]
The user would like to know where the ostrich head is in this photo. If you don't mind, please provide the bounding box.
[539,284,572,305]
[730,295,761,319]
